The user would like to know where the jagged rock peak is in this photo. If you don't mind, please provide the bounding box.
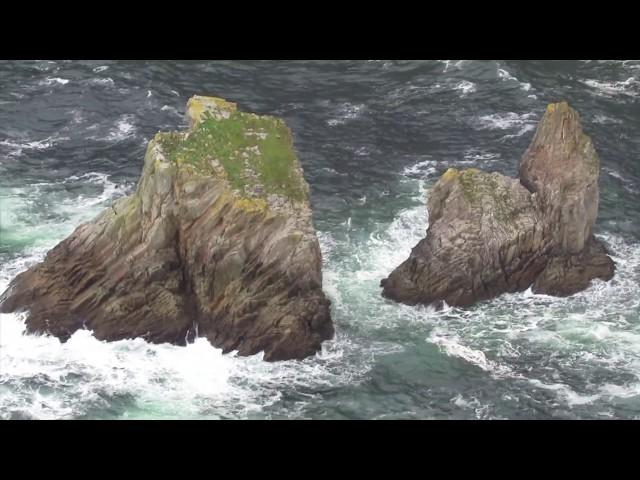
[381,102,614,308]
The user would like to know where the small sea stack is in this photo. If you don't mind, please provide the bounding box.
[0,96,334,361]
[381,102,615,308]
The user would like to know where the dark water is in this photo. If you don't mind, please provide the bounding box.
[1,60,640,419]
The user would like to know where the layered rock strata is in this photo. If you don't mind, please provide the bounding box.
[1,96,334,361]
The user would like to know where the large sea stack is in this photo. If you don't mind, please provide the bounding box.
[381,102,615,307]
[0,96,334,361]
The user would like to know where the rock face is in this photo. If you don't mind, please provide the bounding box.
[381,102,615,307]
[0,96,334,361]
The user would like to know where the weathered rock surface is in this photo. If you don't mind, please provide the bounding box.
[381,102,615,307]
[0,96,334,361]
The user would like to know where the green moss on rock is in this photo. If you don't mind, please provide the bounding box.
[452,168,524,224]
[155,104,306,202]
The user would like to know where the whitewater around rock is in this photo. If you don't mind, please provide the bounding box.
[0,96,334,361]
[381,102,615,307]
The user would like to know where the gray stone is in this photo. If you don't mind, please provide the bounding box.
[381,102,615,307]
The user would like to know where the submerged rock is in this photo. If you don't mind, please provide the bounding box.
[0,96,334,361]
[381,102,615,307]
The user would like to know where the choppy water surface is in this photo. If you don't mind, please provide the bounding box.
[1,60,640,419]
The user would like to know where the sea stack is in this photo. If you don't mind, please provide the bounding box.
[0,96,334,361]
[381,102,615,307]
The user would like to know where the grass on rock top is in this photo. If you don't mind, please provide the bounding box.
[456,169,526,223]
[156,110,306,202]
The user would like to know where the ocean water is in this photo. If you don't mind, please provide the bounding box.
[1,60,640,419]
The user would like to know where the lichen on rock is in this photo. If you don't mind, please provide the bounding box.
[381,102,615,308]
[0,96,333,361]
[157,97,306,202]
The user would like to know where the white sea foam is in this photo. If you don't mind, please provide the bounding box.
[104,115,137,142]
[426,230,640,408]
[0,312,244,419]
[497,67,532,92]
[598,382,640,400]
[87,77,115,87]
[160,105,182,117]
[39,77,69,86]
[354,146,375,156]
[603,168,639,194]
[60,172,124,211]
[463,150,500,163]
[497,68,516,81]
[387,84,438,104]
[605,167,627,182]
[402,159,438,178]
[1,172,127,293]
[527,379,602,406]
[93,66,109,73]
[620,60,640,70]
[327,103,365,126]
[69,109,85,125]
[450,394,493,419]
[0,134,70,156]
[387,77,476,104]
[500,125,536,141]
[33,62,56,72]
[454,80,476,96]
[476,111,537,131]
[0,172,129,260]
[593,114,623,124]
[438,60,466,73]
[582,77,640,97]
[429,329,513,376]
[474,111,537,141]
[0,305,373,419]
[401,153,500,180]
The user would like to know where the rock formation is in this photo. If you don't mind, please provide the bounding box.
[381,102,615,307]
[0,96,334,361]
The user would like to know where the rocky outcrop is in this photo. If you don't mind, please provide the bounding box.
[381,102,615,307]
[0,96,334,361]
